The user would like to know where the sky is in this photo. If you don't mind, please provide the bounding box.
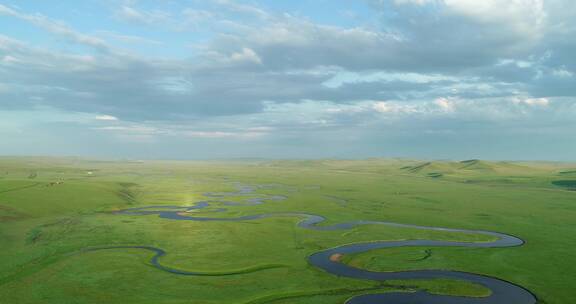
[1,0,575,160]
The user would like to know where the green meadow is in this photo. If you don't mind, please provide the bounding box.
[0,157,574,303]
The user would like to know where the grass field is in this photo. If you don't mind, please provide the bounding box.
[0,157,574,303]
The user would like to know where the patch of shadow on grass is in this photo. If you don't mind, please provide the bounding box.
[0,205,29,221]
[116,182,139,204]
[409,196,440,204]
[25,218,79,245]
[558,170,576,176]
[427,172,443,178]
[0,182,41,194]
[410,249,432,261]
[551,180,576,191]
[243,284,415,304]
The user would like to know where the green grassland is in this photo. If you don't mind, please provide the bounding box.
[0,157,574,303]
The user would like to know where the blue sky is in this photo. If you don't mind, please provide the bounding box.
[1,0,575,160]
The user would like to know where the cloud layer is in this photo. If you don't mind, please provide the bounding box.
[0,0,575,159]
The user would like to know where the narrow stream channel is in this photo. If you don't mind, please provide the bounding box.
[107,183,537,304]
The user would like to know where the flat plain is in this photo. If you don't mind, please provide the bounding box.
[0,157,574,303]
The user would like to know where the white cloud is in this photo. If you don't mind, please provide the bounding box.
[1,55,21,65]
[153,77,195,95]
[229,47,262,64]
[434,97,456,112]
[182,9,214,24]
[95,115,119,121]
[115,5,170,25]
[323,70,459,88]
[95,125,159,134]
[212,0,270,19]
[496,59,534,68]
[445,0,546,44]
[0,4,16,15]
[513,97,550,107]
[552,68,574,78]
[94,31,162,45]
[183,131,265,139]
[394,0,435,5]
[0,4,110,51]
[371,98,458,115]
[372,101,418,114]
[443,0,545,22]
[394,0,547,36]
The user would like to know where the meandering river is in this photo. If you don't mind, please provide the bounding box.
[107,183,536,304]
